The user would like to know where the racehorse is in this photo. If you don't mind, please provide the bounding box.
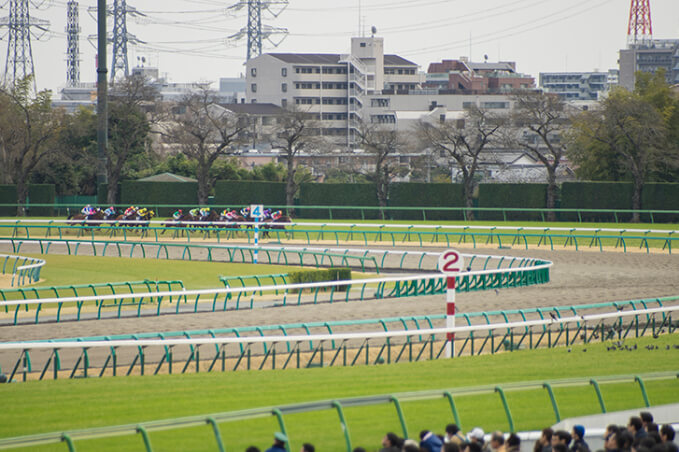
[261,215,292,239]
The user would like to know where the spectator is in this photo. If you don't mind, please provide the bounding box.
[660,425,675,444]
[552,431,572,449]
[490,431,506,452]
[265,432,288,452]
[506,434,521,452]
[535,428,554,452]
[403,439,421,452]
[420,430,444,452]
[570,425,589,452]
[553,444,568,452]
[246,447,261,452]
[381,432,404,452]
[640,413,654,432]
[464,442,483,452]
[468,428,490,452]
[444,443,461,452]
[629,417,647,440]
[353,448,367,452]
[617,430,634,452]
[604,426,620,452]
[446,424,466,445]
[301,443,315,452]
[647,424,660,435]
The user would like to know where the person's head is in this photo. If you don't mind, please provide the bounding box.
[552,431,572,447]
[447,424,461,437]
[490,432,505,449]
[245,447,261,452]
[507,434,520,449]
[646,424,659,434]
[640,412,654,428]
[404,438,420,452]
[605,426,620,451]
[660,424,675,443]
[629,417,644,434]
[352,448,367,452]
[445,442,461,452]
[273,432,288,447]
[541,428,554,446]
[301,443,315,452]
[617,430,634,452]
[465,442,483,452]
[573,425,586,441]
[383,432,402,448]
[553,444,568,452]
[468,428,485,444]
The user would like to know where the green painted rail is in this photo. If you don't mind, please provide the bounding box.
[2,221,677,254]
[0,371,675,451]
[1,303,674,380]
[0,254,44,287]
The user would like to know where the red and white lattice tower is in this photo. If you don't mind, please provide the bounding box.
[627,0,653,45]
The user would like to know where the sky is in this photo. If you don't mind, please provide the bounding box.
[4,0,679,94]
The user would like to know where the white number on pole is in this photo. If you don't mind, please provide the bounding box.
[438,249,465,275]
[250,204,263,218]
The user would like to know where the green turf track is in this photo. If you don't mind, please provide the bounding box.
[1,335,678,451]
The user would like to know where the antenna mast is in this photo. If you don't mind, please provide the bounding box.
[627,0,652,45]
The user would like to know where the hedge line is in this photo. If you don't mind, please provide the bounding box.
[214,181,286,207]
[287,267,352,292]
[298,183,379,219]
[477,184,547,221]
[120,181,198,216]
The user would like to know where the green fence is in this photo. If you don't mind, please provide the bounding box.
[0,254,45,287]
[0,371,675,451]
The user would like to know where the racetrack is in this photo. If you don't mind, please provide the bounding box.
[2,244,678,343]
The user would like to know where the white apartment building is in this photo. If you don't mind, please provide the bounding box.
[245,36,421,147]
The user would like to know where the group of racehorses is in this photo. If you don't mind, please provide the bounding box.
[66,205,291,237]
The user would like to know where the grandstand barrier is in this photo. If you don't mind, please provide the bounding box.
[1,221,677,254]
[0,254,45,287]
[0,304,675,381]
[0,371,675,451]
[0,252,551,325]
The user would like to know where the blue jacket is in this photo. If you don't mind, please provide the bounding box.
[420,433,443,452]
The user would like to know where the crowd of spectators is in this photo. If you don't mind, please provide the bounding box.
[247,412,676,452]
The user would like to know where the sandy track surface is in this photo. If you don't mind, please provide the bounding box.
[1,244,678,343]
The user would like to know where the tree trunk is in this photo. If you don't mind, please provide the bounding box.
[107,173,119,205]
[196,164,210,205]
[463,176,475,221]
[285,156,296,216]
[631,175,643,223]
[546,168,557,222]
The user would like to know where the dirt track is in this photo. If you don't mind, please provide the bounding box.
[2,243,678,343]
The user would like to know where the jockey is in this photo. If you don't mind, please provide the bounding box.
[124,206,136,217]
[104,206,116,217]
[81,204,96,216]
[240,207,250,218]
[263,208,272,220]
[272,210,283,221]
[137,207,148,219]
[199,207,210,218]
[172,209,183,221]
[189,208,200,217]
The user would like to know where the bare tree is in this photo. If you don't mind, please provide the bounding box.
[418,105,503,220]
[509,91,575,221]
[269,107,322,211]
[355,120,409,209]
[0,77,64,215]
[157,87,246,204]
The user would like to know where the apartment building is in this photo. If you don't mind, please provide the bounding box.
[539,71,617,100]
[424,58,535,93]
[619,39,679,90]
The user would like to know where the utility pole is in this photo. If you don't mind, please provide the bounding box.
[227,0,289,61]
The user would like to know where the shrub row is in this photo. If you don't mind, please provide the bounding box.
[287,267,352,292]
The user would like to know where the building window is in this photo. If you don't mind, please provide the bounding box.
[281,67,287,77]
[360,42,366,47]
[282,83,287,92]
[281,99,287,108]
[251,83,257,93]
[250,67,257,77]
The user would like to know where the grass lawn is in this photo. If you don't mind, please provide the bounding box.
[1,334,678,451]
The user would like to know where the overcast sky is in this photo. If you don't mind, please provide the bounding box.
[5,0,679,94]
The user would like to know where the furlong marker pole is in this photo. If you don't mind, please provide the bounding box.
[446,275,456,358]
[254,217,259,264]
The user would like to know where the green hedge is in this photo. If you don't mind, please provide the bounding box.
[0,185,17,216]
[477,184,548,221]
[560,182,635,222]
[287,267,352,292]
[27,184,55,217]
[120,181,199,216]
[298,183,379,219]
[389,183,465,220]
[214,181,286,208]
[641,183,679,222]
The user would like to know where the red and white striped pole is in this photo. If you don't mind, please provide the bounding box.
[438,249,464,359]
[446,275,456,358]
